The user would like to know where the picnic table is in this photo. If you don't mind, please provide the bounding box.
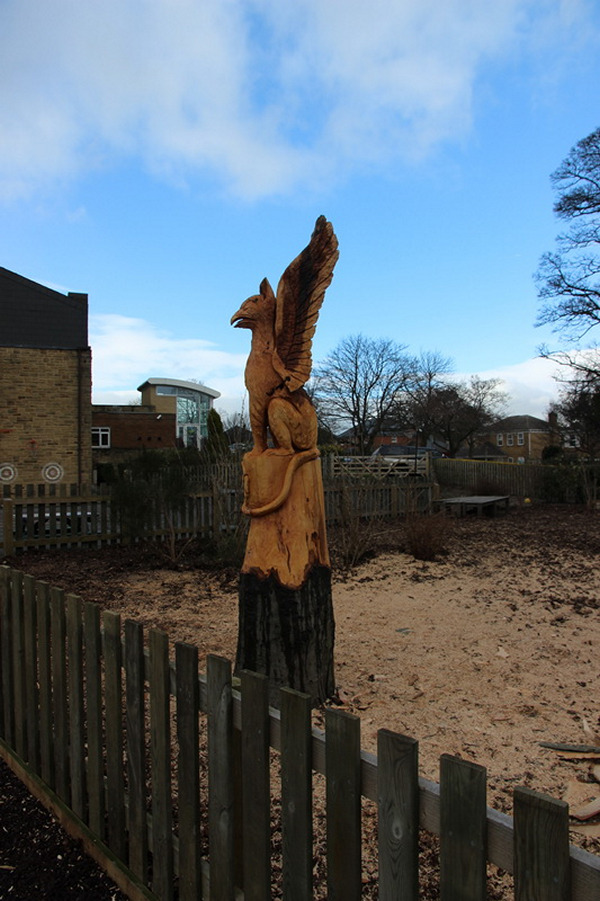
[441,495,510,517]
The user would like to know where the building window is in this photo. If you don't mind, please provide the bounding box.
[497,433,503,446]
[507,434,514,446]
[391,436,398,444]
[92,426,111,448]
[517,432,525,446]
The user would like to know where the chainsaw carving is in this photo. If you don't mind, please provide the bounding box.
[231,215,339,587]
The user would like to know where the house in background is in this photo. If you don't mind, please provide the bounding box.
[480,414,560,463]
[0,267,92,487]
[91,378,221,468]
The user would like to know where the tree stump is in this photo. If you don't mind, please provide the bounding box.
[235,453,335,704]
[236,567,335,705]
[230,216,339,705]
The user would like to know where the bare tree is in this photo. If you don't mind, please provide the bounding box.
[313,334,413,455]
[395,366,507,457]
[554,376,600,459]
[536,128,600,381]
[393,350,454,441]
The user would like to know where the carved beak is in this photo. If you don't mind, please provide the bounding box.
[231,302,255,328]
[231,310,250,328]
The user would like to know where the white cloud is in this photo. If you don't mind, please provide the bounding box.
[90,313,247,410]
[0,0,594,200]
[460,356,563,418]
[91,312,567,424]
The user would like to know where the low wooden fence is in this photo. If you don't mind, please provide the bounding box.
[0,477,432,556]
[323,454,430,480]
[433,457,599,503]
[433,458,547,498]
[1,565,599,899]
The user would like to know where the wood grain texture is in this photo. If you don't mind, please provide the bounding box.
[67,593,86,820]
[377,730,419,901]
[84,601,104,839]
[514,786,570,901]
[326,708,362,901]
[149,628,174,901]
[103,610,125,860]
[125,619,148,883]
[51,585,69,804]
[440,754,487,901]
[207,654,234,901]
[176,641,201,901]
[241,671,271,901]
[281,688,313,901]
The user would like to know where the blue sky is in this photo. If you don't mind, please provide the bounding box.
[2,0,600,419]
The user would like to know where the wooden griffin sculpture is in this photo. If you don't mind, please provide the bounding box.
[231,216,338,702]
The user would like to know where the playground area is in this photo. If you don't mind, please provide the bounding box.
[4,502,600,897]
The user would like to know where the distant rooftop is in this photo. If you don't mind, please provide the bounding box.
[490,414,551,432]
[137,377,220,399]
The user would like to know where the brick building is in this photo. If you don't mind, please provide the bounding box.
[92,405,177,465]
[0,267,92,487]
[91,378,220,467]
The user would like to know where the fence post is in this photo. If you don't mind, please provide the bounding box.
[377,730,419,901]
[281,687,313,901]
[67,594,86,821]
[207,654,234,901]
[10,571,26,760]
[36,581,54,787]
[104,610,126,860]
[51,586,70,804]
[84,601,104,839]
[150,628,174,901]
[23,575,40,773]
[439,754,487,901]
[326,708,362,901]
[175,641,201,901]
[514,787,570,901]
[0,566,14,745]
[2,500,14,557]
[241,670,271,901]
[126,619,148,884]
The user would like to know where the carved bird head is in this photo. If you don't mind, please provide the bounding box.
[231,278,276,330]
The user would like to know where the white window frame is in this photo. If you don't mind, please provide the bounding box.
[497,433,503,446]
[517,432,525,446]
[92,426,111,449]
[507,434,514,446]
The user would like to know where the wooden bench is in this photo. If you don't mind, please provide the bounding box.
[441,495,510,517]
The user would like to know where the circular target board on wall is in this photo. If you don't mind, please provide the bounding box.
[0,463,17,483]
[42,462,64,483]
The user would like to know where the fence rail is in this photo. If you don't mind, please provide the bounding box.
[0,477,433,556]
[1,565,599,899]
[434,456,600,503]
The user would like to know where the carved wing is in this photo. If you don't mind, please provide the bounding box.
[272,216,339,393]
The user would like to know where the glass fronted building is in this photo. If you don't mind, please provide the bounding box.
[138,378,221,449]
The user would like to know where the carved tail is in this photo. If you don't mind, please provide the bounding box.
[242,449,320,517]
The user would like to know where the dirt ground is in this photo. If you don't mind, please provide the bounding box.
[3,502,600,897]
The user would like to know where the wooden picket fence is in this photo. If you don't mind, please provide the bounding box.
[0,478,432,556]
[1,565,600,899]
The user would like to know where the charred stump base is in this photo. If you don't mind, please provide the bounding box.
[235,565,335,706]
